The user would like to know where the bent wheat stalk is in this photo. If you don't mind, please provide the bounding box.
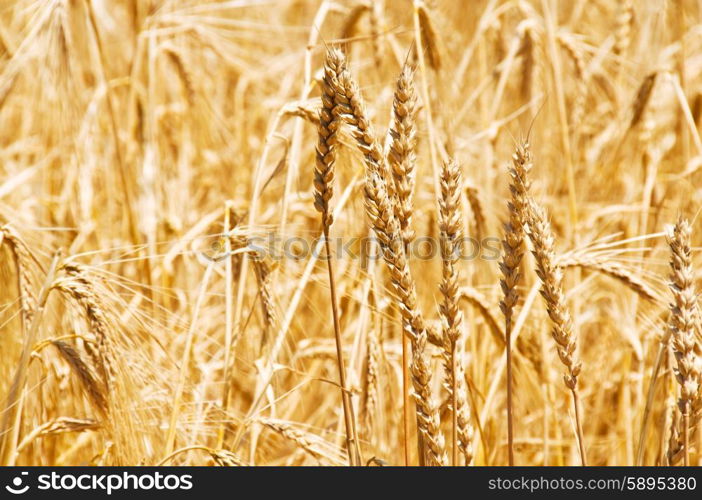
[328,47,445,465]
[558,257,659,304]
[527,198,587,465]
[520,143,587,466]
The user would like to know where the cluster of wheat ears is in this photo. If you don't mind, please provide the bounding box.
[0,0,701,466]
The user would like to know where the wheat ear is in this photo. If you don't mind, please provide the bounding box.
[387,59,418,465]
[665,218,701,466]
[51,340,108,416]
[499,143,531,465]
[465,185,487,241]
[252,256,277,355]
[158,446,247,466]
[614,0,633,57]
[416,1,441,70]
[53,264,117,395]
[2,226,38,326]
[517,20,536,108]
[16,418,100,455]
[388,61,418,247]
[361,318,380,440]
[438,158,474,465]
[259,417,344,464]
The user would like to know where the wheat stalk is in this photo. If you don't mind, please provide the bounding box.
[314,48,360,466]
[438,158,474,465]
[387,58,418,465]
[499,143,532,465]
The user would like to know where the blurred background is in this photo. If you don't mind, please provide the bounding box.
[0,0,700,466]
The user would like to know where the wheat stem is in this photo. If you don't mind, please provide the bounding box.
[326,47,445,465]
[500,143,531,465]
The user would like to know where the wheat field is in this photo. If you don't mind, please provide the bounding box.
[0,0,701,467]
